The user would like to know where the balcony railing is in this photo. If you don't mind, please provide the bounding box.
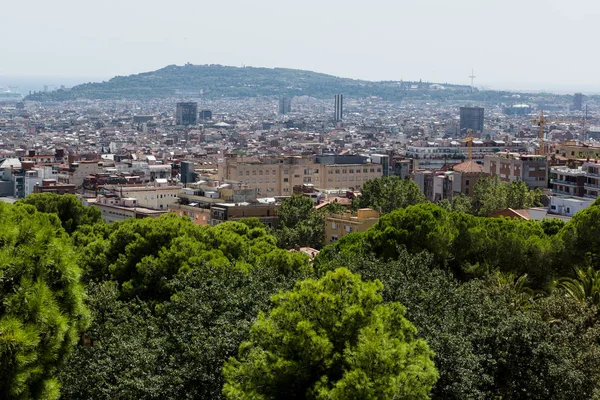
[551,179,579,186]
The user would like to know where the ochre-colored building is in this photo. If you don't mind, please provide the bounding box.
[325,208,379,244]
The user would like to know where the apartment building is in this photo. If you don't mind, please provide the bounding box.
[218,154,383,196]
[452,160,488,197]
[582,161,600,199]
[550,166,586,197]
[210,201,279,227]
[168,203,211,225]
[325,208,380,244]
[57,160,108,187]
[554,141,600,160]
[101,179,181,210]
[484,153,548,189]
[86,195,166,223]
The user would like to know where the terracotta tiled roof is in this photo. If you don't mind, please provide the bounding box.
[453,160,484,173]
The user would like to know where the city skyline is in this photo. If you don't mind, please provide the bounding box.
[3,0,600,93]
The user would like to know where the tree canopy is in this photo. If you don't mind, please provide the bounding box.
[17,193,101,234]
[274,195,325,249]
[223,268,438,399]
[0,202,89,399]
[355,176,427,214]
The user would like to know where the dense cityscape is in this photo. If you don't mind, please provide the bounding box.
[4,62,600,399]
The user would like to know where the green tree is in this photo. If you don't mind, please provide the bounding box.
[559,201,600,267]
[275,195,325,249]
[59,264,310,400]
[557,267,600,305]
[355,176,427,214]
[223,268,438,400]
[316,250,600,399]
[0,203,89,399]
[17,193,101,234]
[321,200,346,215]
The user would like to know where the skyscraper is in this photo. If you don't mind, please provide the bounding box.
[334,94,343,122]
[574,93,583,111]
[459,107,484,133]
[176,102,198,126]
[279,97,291,115]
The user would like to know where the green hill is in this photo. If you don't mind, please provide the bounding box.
[24,64,475,101]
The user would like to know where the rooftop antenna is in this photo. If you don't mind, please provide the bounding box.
[469,68,476,92]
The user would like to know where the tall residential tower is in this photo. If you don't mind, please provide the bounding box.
[334,94,343,122]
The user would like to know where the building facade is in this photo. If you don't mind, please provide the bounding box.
[218,155,383,196]
[459,106,484,132]
[279,97,291,115]
[484,153,548,189]
[176,102,198,126]
[334,94,343,122]
[325,208,379,244]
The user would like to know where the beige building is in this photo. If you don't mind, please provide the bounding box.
[452,160,489,197]
[325,208,380,244]
[168,203,211,225]
[86,195,166,223]
[57,160,108,187]
[484,153,548,189]
[554,141,600,160]
[218,155,383,196]
[102,179,182,210]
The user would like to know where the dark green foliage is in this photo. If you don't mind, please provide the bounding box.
[472,176,542,216]
[0,203,89,399]
[223,268,438,399]
[59,263,310,399]
[274,195,325,249]
[559,202,600,266]
[538,218,566,236]
[319,203,559,288]
[355,176,427,214]
[25,64,476,102]
[316,250,600,399]
[17,193,101,235]
[321,201,346,215]
[75,213,309,299]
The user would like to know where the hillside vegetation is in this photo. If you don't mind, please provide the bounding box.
[25,64,477,101]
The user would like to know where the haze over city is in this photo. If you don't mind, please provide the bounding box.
[2,0,600,93]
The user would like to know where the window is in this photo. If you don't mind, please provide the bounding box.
[284,178,289,182]
[335,170,340,174]
[349,169,354,173]
[377,168,381,173]
[331,235,338,242]
[294,175,300,178]
[363,168,368,173]
[332,223,337,229]
[465,179,470,186]
[345,225,353,233]
[342,169,347,174]
[370,168,375,173]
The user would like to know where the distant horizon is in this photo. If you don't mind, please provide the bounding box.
[2,64,600,96]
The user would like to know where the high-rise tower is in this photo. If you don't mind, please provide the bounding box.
[334,94,343,122]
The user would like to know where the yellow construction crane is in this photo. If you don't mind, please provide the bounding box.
[461,129,474,161]
[531,110,586,156]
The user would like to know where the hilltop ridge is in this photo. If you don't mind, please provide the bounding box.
[24,63,475,101]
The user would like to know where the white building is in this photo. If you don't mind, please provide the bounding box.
[548,196,593,217]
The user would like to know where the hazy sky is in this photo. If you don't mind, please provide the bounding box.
[2,0,599,91]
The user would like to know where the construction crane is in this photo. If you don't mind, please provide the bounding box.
[531,110,586,156]
[461,129,474,161]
